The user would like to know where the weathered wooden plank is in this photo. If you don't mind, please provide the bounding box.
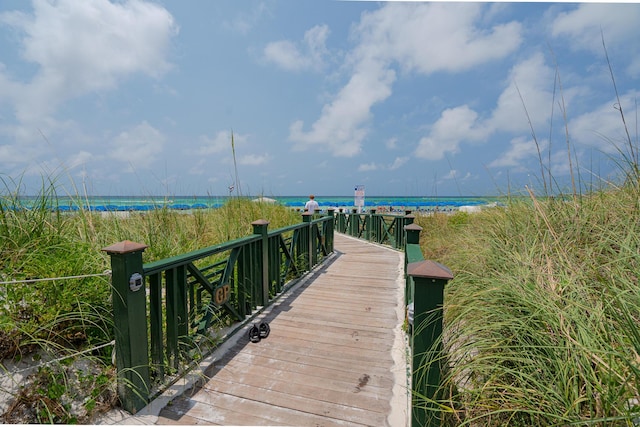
[200,377,387,426]
[216,353,394,393]
[154,233,407,427]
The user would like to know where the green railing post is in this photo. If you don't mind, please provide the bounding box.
[397,214,415,249]
[252,219,270,306]
[326,208,335,252]
[336,208,346,233]
[366,208,376,241]
[302,212,313,271]
[404,223,423,307]
[407,260,453,427]
[349,208,359,236]
[102,240,151,414]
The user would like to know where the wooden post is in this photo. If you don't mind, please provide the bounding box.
[407,260,453,427]
[102,240,150,414]
[252,219,270,306]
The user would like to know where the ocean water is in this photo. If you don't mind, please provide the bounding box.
[12,195,499,212]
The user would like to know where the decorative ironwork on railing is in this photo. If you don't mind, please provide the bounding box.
[334,208,414,250]
[102,211,335,413]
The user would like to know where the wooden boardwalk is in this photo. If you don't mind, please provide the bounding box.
[108,233,409,426]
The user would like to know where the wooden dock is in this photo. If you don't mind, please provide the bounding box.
[108,233,409,426]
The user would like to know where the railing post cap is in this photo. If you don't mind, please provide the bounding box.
[251,219,270,226]
[404,223,422,231]
[102,240,148,254]
[407,260,453,280]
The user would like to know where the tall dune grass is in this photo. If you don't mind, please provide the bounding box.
[0,175,300,422]
[414,159,640,426]
[412,42,640,425]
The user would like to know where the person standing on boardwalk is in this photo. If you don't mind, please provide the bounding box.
[304,194,320,213]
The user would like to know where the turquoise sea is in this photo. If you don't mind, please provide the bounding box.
[22,195,499,212]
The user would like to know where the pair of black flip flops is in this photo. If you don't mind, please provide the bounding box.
[248,322,270,343]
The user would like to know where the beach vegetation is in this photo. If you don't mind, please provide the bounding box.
[0,176,300,422]
[412,42,640,425]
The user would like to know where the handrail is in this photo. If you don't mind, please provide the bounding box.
[334,208,414,250]
[102,211,335,413]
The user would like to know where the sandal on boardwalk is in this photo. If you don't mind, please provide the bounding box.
[248,324,261,343]
[258,322,270,339]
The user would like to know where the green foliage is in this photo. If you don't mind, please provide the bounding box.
[0,173,301,421]
[414,186,640,425]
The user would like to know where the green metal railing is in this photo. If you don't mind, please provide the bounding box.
[103,211,334,413]
[404,224,453,427]
[334,208,414,249]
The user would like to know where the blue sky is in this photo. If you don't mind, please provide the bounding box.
[1,1,639,197]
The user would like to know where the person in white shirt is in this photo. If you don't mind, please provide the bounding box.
[304,194,320,213]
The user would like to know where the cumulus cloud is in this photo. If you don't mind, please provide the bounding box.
[489,136,546,169]
[0,0,177,123]
[109,121,166,171]
[197,131,233,156]
[288,2,522,158]
[490,52,555,134]
[568,90,640,154]
[389,156,408,171]
[415,52,555,166]
[264,24,330,72]
[66,150,94,169]
[551,4,640,54]
[415,105,490,160]
[239,153,269,166]
[222,2,270,35]
[289,63,395,157]
[358,162,378,172]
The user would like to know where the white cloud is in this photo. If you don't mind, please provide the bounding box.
[389,156,408,171]
[357,156,407,172]
[489,136,546,169]
[264,24,330,72]
[414,53,557,162]
[66,150,94,169]
[385,137,398,150]
[0,0,177,123]
[551,4,640,54]
[490,52,555,134]
[289,63,395,156]
[568,90,640,154]
[289,2,522,158]
[351,3,522,75]
[239,153,269,166]
[358,162,378,172]
[415,105,489,160]
[197,131,233,156]
[109,121,165,171]
[222,2,269,35]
